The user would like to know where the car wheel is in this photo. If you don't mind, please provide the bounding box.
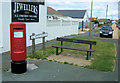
[109,35,112,38]
[100,35,102,37]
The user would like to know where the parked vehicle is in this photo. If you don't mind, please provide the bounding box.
[100,26,114,38]
[116,24,120,29]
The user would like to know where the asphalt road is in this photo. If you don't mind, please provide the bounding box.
[1,30,119,81]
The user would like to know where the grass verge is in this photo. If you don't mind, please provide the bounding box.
[79,28,89,32]
[27,37,116,72]
[94,29,100,33]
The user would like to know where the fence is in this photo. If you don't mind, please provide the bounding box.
[46,20,95,41]
[47,20,95,28]
[47,20,78,27]
[46,20,79,41]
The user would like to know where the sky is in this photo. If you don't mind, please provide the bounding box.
[46,0,119,20]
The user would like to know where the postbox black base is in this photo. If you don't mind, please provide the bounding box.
[11,60,27,74]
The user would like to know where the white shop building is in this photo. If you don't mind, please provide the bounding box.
[0,0,78,53]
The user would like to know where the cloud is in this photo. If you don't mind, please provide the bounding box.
[108,10,118,15]
[47,0,119,3]
[47,0,119,20]
[65,0,72,5]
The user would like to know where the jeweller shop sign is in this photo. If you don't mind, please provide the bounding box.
[12,2,39,22]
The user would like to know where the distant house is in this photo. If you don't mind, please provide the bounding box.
[89,17,98,21]
[47,7,73,21]
[47,7,63,20]
[58,10,89,22]
[98,18,111,24]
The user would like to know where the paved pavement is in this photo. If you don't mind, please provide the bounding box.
[1,30,119,81]
[119,31,120,39]
[112,23,119,39]
[119,29,120,39]
[2,59,118,81]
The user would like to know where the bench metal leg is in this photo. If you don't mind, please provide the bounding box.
[86,52,91,60]
[61,48,63,52]
[90,52,91,56]
[61,41,63,52]
[86,51,89,60]
[56,47,59,55]
[90,44,92,56]
[56,48,63,55]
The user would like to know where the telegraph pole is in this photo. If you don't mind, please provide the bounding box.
[106,4,108,24]
[89,0,93,37]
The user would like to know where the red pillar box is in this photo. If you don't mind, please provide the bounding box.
[10,22,27,74]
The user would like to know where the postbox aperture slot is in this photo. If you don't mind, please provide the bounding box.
[13,28,23,30]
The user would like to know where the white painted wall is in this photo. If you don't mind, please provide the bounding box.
[2,2,11,53]
[0,2,2,54]
[2,2,47,53]
[26,5,47,47]
[0,2,2,83]
[83,11,89,22]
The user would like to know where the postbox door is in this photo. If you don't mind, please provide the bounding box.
[11,28,26,61]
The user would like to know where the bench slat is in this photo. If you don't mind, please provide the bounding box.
[52,45,95,52]
[57,38,96,45]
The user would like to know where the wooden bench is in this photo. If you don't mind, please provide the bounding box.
[52,37,96,60]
